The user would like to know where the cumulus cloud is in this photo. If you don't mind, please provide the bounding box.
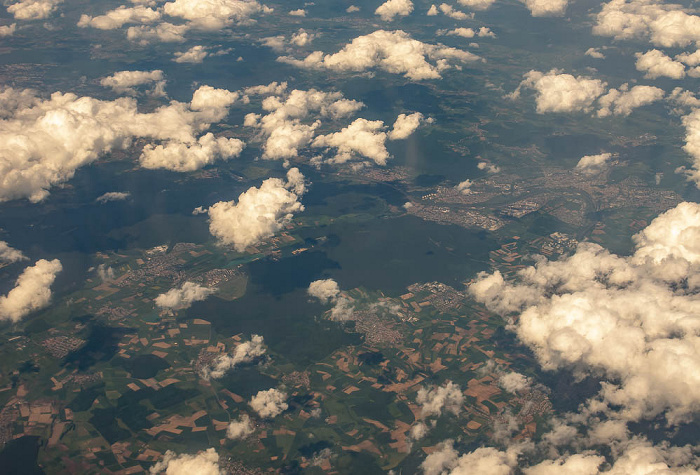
[97,264,115,282]
[593,0,700,48]
[244,88,362,161]
[0,259,62,322]
[200,335,266,379]
[206,168,306,252]
[126,22,190,43]
[278,30,481,81]
[290,28,316,47]
[0,24,16,37]
[140,133,245,171]
[510,70,607,114]
[424,437,700,474]
[155,282,216,310]
[100,70,167,96]
[469,201,700,424]
[389,112,426,140]
[457,0,497,10]
[635,49,686,79]
[596,84,664,117]
[173,45,208,63]
[312,118,390,165]
[437,3,470,19]
[7,0,62,20]
[80,0,271,43]
[308,279,341,304]
[585,47,606,59]
[679,108,700,184]
[150,448,221,475]
[375,0,413,21]
[499,371,530,393]
[478,161,500,173]
[575,153,613,174]
[307,278,354,321]
[0,241,27,263]
[77,6,161,29]
[440,27,495,38]
[0,85,238,202]
[347,5,360,12]
[249,388,288,418]
[416,381,464,418]
[421,440,522,475]
[288,8,305,16]
[512,70,664,117]
[521,0,567,17]
[227,414,255,439]
[96,191,131,203]
[162,0,269,30]
[455,179,473,194]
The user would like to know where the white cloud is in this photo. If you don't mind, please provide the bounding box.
[288,8,306,16]
[470,201,700,424]
[456,179,473,194]
[155,282,216,310]
[389,112,425,140]
[96,191,131,203]
[140,133,244,171]
[244,88,363,161]
[410,421,429,440]
[249,388,288,418]
[0,85,238,202]
[227,414,254,439]
[77,6,161,30]
[100,70,166,96]
[575,153,613,174]
[585,47,605,59]
[521,0,567,17]
[375,0,413,21]
[307,278,354,320]
[457,0,496,10]
[243,82,287,96]
[346,5,360,12]
[0,24,16,37]
[0,259,61,322]
[290,29,316,47]
[499,371,530,393]
[261,35,285,52]
[678,108,700,185]
[312,118,390,165]
[427,4,439,15]
[162,0,268,30]
[441,27,495,38]
[97,264,115,282]
[596,84,664,117]
[511,70,607,114]
[438,3,470,19]
[0,241,27,263]
[201,335,266,379]
[416,381,464,418]
[421,440,522,475]
[206,168,306,252]
[593,0,700,48]
[512,70,664,117]
[150,448,221,475]
[126,22,190,43]
[635,49,686,79]
[174,45,208,63]
[308,279,341,304]
[278,30,481,81]
[478,162,500,173]
[7,0,62,20]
